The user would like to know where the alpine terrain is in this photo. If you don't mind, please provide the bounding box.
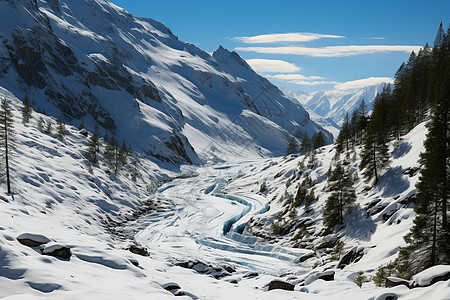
[0,1,448,300]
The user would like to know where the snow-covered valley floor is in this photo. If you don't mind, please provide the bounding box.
[0,87,449,299]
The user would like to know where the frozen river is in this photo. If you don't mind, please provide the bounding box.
[134,161,309,275]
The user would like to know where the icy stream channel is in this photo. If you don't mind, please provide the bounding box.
[134,161,310,275]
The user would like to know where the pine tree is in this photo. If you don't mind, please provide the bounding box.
[57,119,66,141]
[323,162,356,232]
[312,131,325,149]
[299,134,311,154]
[0,98,14,194]
[118,140,129,166]
[397,66,450,278]
[21,94,32,124]
[87,124,100,163]
[359,89,390,184]
[37,117,44,131]
[286,137,299,155]
[105,137,119,174]
[44,120,52,134]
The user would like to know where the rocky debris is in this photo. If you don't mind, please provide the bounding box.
[17,233,50,247]
[40,242,72,259]
[127,244,150,257]
[174,260,234,279]
[385,276,409,288]
[338,247,364,269]
[267,279,295,291]
[303,270,335,285]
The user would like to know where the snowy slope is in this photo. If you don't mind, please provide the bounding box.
[0,0,329,163]
[285,79,390,126]
[0,86,448,299]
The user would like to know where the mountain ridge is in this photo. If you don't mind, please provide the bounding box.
[0,0,331,164]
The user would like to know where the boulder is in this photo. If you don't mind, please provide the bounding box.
[374,293,398,300]
[304,270,335,285]
[128,244,150,257]
[410,265,450,288]
[17,233,50,247]
[40,242,71,259]
[267,279,295,291]
[385,276,409,288]
[338,247,364,269]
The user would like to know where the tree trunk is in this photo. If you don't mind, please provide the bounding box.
[4,111,10,194]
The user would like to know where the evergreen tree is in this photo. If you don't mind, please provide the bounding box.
[105,137,119,174]
[299,134,311,154]
[323,162,356,232]
[87,124,100,163]
[0,98,14,194]
[21,94,32,124]
[37,117,44,131]
[312,131,326,149]
[44,120,52,134]
[286,137,299,155]
[118,140,129,166]
[359,89,390,184]
[57,119,66,141]
[397,68,450,278]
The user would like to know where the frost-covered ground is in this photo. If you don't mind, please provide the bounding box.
[0,87,449,299]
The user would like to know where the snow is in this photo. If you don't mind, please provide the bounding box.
[0,1,448,299]
[0,81,448,299]
[411,265,450,287]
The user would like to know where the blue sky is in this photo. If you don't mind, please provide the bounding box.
[110,0,449,92]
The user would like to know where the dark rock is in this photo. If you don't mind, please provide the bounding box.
[161,282,181,291]
[17,233,50,247]
[374,293,398,300]
[228,279,238,284]
[243,271,259,279]
[267,279,295,291]
[40,243,71,259]
[296,252,315,263]
[128,245,150,257]
[304,270,335,285]
[338,247,364,269]
[385,276,409,288]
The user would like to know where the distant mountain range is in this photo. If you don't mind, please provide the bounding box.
[282,78,391,136]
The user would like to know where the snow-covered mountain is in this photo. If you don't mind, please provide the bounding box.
[0,0,330,163]
[284,78,391,127]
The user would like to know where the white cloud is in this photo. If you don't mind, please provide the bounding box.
[289,80,340,86]
[235,32,345,44]
[235,45,422,57]
[268,74,325,81]
[246,59,300,73]
[365,37,386,40]
[334,77,393,90]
